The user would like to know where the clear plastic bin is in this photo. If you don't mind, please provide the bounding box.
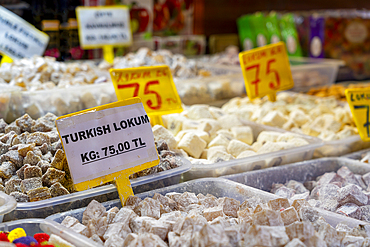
[0,218,99,247]
[182,120,322,181]
[47,178,369,229]
[223,157,370,223]
[289,57,345,92]
[342,147,370,161]
[314,135,370,158]
[0,192,17,223]
[3,159,191,221]
[3,83,117,123]
[223,157,370,191]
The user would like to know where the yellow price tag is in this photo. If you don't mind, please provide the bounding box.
[0,54,13,66]
[345,88,370,142]
[56,98,160,205]
[110,65,183,125]
[239,42,294,101]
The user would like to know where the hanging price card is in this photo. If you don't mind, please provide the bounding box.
[56,98,159,204]
[0,6,49,59]
[345,88,370,142]
[239,41,294,101]
[110,65,183,125]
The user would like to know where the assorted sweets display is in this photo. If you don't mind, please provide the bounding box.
[306,82,370,101]
[61,193,370,246]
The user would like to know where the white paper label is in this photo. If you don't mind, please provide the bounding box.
[76,6,132,48]
[56,103,158,184]
[0,6,49,59]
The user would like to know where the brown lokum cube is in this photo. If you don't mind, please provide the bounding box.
[5,179,22,194]
[27,187,51,201]
[21,177,43,193]
[24,165,42,179]
[42,168,65,187]
[50,182,69,197]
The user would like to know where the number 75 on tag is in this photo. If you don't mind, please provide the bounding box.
[239,42,294,101]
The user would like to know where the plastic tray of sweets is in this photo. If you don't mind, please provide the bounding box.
[0,219,99,247]
[3,158,191,221]
[47,178,369,230]
[182,119,322,181]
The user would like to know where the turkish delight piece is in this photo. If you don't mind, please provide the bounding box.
[142,219,169,240]
[27,187,51,201]
[252,209,284,226]
[129,216,155,234]
[338,184,368,206]
[0,161,16,179]
[199,194,218,208]
[15,114,35,133]
[286,180,309,194]
[138,198,161,219]
[48,234,75,247]
[336,203,361,219]
[304,233,328,247]
[203,206,224,221]
[125,195,142,208]
[21,177,42,193]
[292,199,310,212]
[23,151,42,166]
[275,187,295,199]
[246,225,289,246]
[89,234,103,245]
[26,132,51,146]
[299,206,320,223]
[178,132,206,158]
[341,235,365,247]
[41,168,65,186]
[106,207,119,224]
[9,192,29,202]
[5,179,22,194]
[103,222,131,241]
[152,125,177,150]
[112,207,137,225]
[290,192,310,201]
[131,232,167,247]
[317,172,345,186]
[318,184,340,201]
[358,205,370,222]
[61,216,79,228]
[36,160,52,174]
[240,196,262,211]
[231,126,253,145]
[82,200,107,225]
[87,216,107,238]
[318,198,339,212]
[0,143,10,157]
[17,143,36,157]
[1,150,23,168]
[50,149,65,170]
[50,182,69,197]
[195,224,230,246]
[5,123,21,135]
[285,221,315,241]
[31,119,53,133]
[153,193,177,211]
[362,172,370,187]
[0,119,7,133]
[165,192,182,202]
[280,207,300,226]
[285,238,307,247]
[268,198,291,211]
[176,192,199,208]
[23,165,42,179]
[218,197,240,217]
[70,222,90,237]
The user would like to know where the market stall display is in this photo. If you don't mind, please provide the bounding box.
[222,92,370,157]
[47,178,370,246]
[0,113,191,220]
[224,157,370,222]
[159,104,321,179]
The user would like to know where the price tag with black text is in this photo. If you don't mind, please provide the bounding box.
[345,88,370,142]
[56,98,159,204]
[0,6,49,59]
[110,65,183,124]
[239,42,294,101]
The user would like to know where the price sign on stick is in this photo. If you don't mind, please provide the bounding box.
[239,41,294,102]
[56,98,159,205]
[76,6,132,63]
[0,6,49,59]
[110,65,183,125]
[345,88,370,142]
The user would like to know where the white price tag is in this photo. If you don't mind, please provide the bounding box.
[56,100,158,184]
[76,6,132,49]
[0,6,49,59]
